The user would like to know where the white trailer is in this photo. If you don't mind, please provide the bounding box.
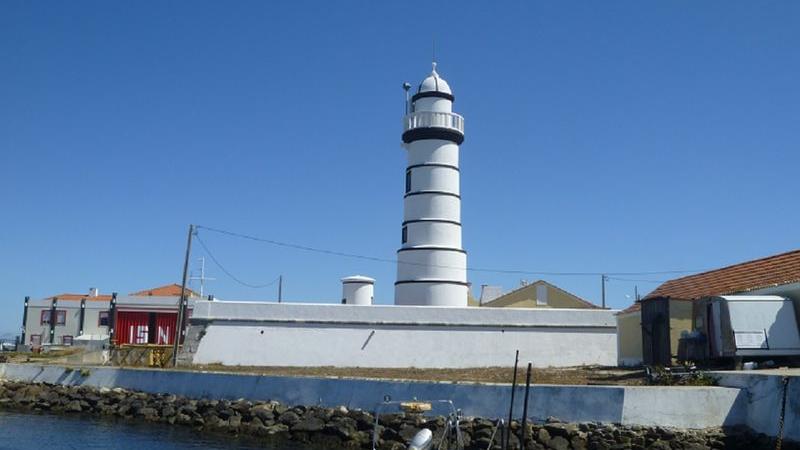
[698,295,800,360]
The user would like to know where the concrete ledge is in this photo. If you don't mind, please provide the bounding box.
[0,363,743,431]
[192,301,619,328]
[186,302,619,368]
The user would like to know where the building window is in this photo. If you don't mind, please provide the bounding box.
[536,284,549,306]
[40,310,67,326]
[61,336,73,346]
[405,170,412,193]
[98,311,110,327]
[402,226,408,244]
[30,334,42,346]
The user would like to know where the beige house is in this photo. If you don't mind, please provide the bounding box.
[480,280,600,309]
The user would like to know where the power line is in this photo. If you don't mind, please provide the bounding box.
[195,233,282,289]
[606,277,666,284]
[195,224,706,277]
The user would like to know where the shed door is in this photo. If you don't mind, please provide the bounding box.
[642,299,672,366]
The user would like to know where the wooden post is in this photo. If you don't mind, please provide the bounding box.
[172,224,194,367]
[520,362,533,450]
[505,350,519,450]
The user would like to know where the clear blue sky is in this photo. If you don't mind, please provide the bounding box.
[2,1,799,335]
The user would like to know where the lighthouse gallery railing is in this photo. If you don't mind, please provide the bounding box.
[403,111,464,134]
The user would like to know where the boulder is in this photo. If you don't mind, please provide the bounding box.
[292,416,326,432]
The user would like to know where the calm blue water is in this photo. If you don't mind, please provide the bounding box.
[0,411,306,449]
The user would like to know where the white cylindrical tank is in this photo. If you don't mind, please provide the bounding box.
[341,275,375,305]
[395,62,467,307]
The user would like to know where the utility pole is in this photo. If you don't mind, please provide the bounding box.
[601,274,608,309]
[278,275,283,303]
[172,224,194,367]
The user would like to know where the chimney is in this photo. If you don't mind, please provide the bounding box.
[89,287,99,298]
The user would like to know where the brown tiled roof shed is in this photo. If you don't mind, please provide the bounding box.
[643,249,800,301]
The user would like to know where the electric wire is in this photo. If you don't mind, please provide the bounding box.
[195,233,282,289]
[606,277,667,284]
[194,224,705,278]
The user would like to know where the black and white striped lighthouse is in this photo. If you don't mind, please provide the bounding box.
[395,62,467,307]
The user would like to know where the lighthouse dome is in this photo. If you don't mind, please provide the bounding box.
[414,62,453,101]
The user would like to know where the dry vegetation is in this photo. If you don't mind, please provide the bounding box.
[187,364,647,386]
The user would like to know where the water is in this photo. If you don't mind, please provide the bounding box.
[0,411,307,450]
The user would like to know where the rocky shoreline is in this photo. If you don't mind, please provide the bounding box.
[0,379,794,450]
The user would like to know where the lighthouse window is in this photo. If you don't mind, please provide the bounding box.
[405,170,412,193]
[402,226,408,244]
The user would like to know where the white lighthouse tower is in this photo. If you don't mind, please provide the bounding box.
[395,62,467,307]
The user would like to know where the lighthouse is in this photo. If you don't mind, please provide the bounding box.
[395,62,467,307]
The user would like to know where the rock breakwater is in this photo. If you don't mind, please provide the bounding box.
[0,380,794,450]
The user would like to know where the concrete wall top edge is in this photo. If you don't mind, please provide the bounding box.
[190,301,618,327]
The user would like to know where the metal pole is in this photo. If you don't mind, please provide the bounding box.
[601,274,607,309]
[635,285,640,301]
[20,296,29,346]
[520,362,532,450]
[505,350,519,450]
[49,297,58,344]
[172,224,194,367]
[78,298,86,336]
[108,292,117,346]
[403,82,411,115]
[278,275,283,303]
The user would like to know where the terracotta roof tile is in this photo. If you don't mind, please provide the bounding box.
[644,249,800,301]
[46,293,113,302]
[130,283,198,297]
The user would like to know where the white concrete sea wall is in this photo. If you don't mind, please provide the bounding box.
[0,363,749,431]
[186,302,618,368]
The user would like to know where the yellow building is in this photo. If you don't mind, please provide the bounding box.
[616,304,643,366]
[479,280,600,309]
[615,299,693,367]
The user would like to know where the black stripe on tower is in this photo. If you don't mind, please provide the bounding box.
[411,91,455,102]
[406,163,460,171]
[402,128,464,145]
[402,219,462,226]
[397,246,467,254]
[404,190,460,199]
[395,279,470,286]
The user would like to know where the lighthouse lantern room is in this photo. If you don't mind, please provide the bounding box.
[395,63,467,307]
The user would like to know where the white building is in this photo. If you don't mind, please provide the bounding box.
[395,63,467,307]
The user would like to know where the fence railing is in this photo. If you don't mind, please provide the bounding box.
[403,111,464,134]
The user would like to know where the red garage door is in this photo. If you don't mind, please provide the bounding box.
[116,311,178,345]
[154,313,177,345]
